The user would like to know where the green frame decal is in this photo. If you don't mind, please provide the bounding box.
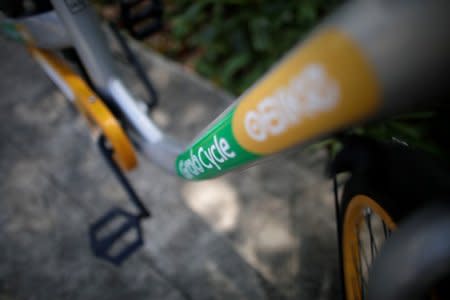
[175,29,380,180]
[176,107,259,180]
[0,22,25,43]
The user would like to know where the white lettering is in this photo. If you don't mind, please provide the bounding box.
[244,64,339,142]
[178,160,193,179]
[190,149,204,173]
[214,136,227,161]
[245,111,266,141]
[210,145,224,163]
[219,138,235,158]
[204,149,220,170]
[258,97,286,135]
[198,147,212,169]
[179,135,237,178]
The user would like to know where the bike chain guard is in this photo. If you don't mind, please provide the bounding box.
[120,0,163,40]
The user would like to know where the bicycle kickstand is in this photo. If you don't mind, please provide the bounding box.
[89,134,151,265]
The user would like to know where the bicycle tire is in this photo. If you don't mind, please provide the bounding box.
[335,137,450,300]
[367,202,450,300]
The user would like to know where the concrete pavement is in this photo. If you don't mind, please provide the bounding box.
[0,33,339,300]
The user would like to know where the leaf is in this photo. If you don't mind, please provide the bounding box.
[296,2,318,23]
[249,17,271,51]
[222,52,251,83]
[387,121,424,140]
[392,111,435,121]
[160,0,343,94]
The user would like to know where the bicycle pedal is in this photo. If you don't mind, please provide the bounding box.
[120,0,163,40]
[89,208,144,265]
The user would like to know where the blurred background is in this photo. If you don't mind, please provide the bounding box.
[1,1,449,300]
[95,0,447,155]
[0,1,342,299]
[97,0,342,94]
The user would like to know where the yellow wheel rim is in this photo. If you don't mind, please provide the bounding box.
[343,194,397,300]
[29,47,137,171]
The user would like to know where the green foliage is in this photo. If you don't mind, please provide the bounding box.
[164,1,447,157]
[308,112,449,160]
[93,1,446,157]
[165,0,342,94]
[351,112,447,157]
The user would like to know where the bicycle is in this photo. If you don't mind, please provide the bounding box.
[1,0,449,299]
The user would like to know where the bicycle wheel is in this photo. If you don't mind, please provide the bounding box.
[367,202,450,300]
[335,138,450,300]
[341,192,396,300]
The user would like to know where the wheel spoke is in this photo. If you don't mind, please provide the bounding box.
[358,230,370,273]
[382,222,389,239]
[365,209,378,259]
[342,195,397,300]
[351,237,366,298]
[357,231,370,298]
